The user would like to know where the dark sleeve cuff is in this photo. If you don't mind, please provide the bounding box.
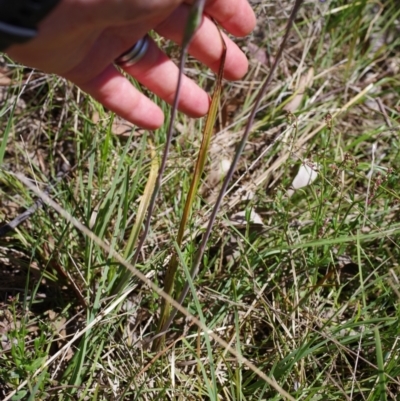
[0,21,36,51]
[0,0,61,51]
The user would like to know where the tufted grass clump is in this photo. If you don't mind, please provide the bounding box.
[1,1,400,399]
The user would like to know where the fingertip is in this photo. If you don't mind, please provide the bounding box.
[206,0,257,37]
[77,65,165,130]
[181,90,210,118]
[133,100,165,129]
[235,2,257,37]
[209,33,249,81]
[123,90,165,129]
[223,50,249,81]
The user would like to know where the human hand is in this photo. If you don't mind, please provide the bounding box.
[6,0,256,129]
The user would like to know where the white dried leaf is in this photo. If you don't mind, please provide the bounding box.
[231,209,264,227]
[206,158,232,188]
[284,68,314,113]
[220,159,231,174]
[288,160,319,196]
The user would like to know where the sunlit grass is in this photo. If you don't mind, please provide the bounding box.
[1,0,400,399]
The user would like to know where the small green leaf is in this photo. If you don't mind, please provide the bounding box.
[12,390,28,401]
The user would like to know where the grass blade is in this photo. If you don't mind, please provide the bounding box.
[374,327,387,401]
[153,24,227,351]
[127,0,206,273]
[165,0,306,334]
[113,141,159,294]
[11,173,296,401]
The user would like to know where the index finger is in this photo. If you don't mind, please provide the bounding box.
[202,0,256,37]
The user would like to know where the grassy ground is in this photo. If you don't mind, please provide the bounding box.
[1,0,400,399]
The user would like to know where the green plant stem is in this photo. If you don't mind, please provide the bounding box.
[152,22,226,352]
[162,0,305,334]
[128,0,206,272]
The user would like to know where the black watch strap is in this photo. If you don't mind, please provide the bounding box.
[0,0,61,51]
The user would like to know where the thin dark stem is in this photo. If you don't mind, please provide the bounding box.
[129,0,206,270]
[161,0,305,333]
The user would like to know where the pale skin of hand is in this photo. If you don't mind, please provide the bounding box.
[6,0,256,129]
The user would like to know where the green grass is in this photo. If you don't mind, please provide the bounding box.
[1,0,400,399]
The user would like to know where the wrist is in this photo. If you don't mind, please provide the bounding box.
[0,0,61,51]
